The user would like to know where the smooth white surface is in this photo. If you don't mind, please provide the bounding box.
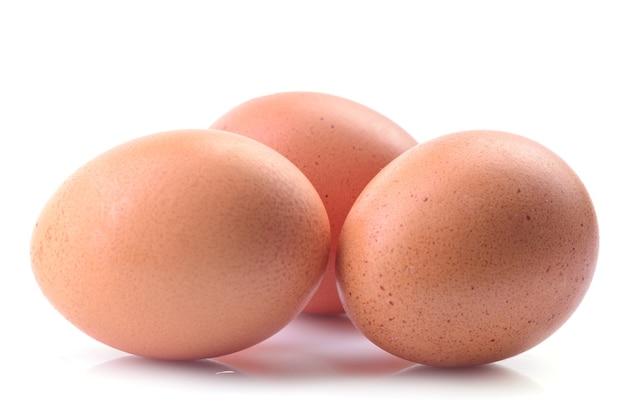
[2,1,624,414]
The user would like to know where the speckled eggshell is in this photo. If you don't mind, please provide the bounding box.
[336,130,599,367]
[30,129,330,360]
[211,91,417,314]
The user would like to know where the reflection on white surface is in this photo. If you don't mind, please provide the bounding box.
[81,314,542,395]
[53,313,552,416]
[215,314,415,378]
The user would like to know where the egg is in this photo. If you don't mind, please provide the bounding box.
[336,130,599,367]
[211,91,417,314]
[30,129,330,360]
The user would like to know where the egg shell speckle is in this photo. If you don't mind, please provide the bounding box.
[336,130,599,367]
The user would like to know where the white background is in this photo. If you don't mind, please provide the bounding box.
[2,1,624,415]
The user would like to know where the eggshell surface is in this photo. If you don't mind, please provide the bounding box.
[211,91,417,314]
[336,130,599,367]
[30,129,331,360]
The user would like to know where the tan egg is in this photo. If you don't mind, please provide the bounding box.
[336,130,599,367]
[30,129,330,360]
[211,91,417,314]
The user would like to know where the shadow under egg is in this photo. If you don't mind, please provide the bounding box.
[85,355,247,390]
[392,362,543,395]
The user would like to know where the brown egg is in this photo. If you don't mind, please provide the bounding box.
[336,130,599,367]
[30,129,330,360]
[211,91,417,314]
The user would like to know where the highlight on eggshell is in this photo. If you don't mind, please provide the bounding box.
[336,129,599,367]
[211,91,418,315]
[30,129,331,360]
